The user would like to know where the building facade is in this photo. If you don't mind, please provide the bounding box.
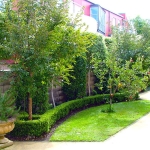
[69,0,128,36]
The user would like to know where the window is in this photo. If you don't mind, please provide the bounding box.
[90,5,105,34]
[99,7,105,33]
[90,7,99,22]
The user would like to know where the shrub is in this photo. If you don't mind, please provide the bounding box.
[15,76,50,114]
[8,93,132,138]
[63,57,87,100]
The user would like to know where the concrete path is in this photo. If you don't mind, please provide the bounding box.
[104,113,150,150]
[139,90,150,100]
[4,91,150,150]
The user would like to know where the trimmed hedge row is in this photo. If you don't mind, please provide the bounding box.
[9,93,135,138]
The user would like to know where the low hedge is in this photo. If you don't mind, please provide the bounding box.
[8,93,134,138]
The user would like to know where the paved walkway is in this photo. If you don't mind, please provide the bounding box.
[4,91,150,150]
[139,90,150,100]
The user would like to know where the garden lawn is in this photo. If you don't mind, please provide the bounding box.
[50,100,150,142]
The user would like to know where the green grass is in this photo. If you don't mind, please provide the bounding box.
[50,100,150,142]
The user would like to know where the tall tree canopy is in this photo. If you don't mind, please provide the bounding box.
[1,0,91,119]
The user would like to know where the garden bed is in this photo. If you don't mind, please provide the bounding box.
[7,93,134,141]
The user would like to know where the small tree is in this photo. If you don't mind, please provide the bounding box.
[132,17,150,70]
[93,38,148,112]
[63,56,87,100]
[86,33,105,96]
[2,0,91,120]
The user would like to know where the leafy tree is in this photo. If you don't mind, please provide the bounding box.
[2,0,91,120]
[112,17,150,88]
[0,12,9,59]
[132,16,147,35]
[93,37,148,112]
[112,25,142,62]
[86,33,105,95]
[132,17,150,70]
[63,33,106,99]
[63,56,87,100]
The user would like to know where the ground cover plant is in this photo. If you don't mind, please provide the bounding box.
[50,100,150,141]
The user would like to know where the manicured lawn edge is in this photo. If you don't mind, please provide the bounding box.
[50,100,150,142]
[8,93,137,138]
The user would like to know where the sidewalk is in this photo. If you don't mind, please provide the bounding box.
[4,92,150,150]
[139,90,150,100]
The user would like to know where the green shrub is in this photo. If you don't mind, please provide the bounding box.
[63,57,87,100]
[8,93,129,138]
[15,77,50,114]
[113,93,127,102]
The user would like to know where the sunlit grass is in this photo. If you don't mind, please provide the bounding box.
[50,100,150,142]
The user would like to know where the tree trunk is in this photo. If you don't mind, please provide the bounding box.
[28,94,32,120]
[51,79,56,108]
[28,72,33,120]
[110,96,112,110]
[109,85,113,111]
[88,70,91,96]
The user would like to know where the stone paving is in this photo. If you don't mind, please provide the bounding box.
[3,91,150,150]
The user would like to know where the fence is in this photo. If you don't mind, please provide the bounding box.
[0,64,11,94]
[0,64,96,103]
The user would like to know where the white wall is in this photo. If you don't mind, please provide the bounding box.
[81,15,98,33]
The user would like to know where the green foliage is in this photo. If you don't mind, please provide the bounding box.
[0,12,9,59]
[8,93,128,138]
[93,30,148,111]
[32,85,50,114]
[94,40,148,100]
[118,57,148,99]
[101,105,115,113]
[132,17,150,70]
[104,38,113,49]
[86,33,106,95]
[132,16,147,35]
[112,26,142,62]
[63,57,87,100]
[2,0,91,118]
[9,115,48,137]
[14,71,50,114]
[0,91,18,121]
[112,21,150,70]
[86,33,106,68]
[50,100,150,142]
